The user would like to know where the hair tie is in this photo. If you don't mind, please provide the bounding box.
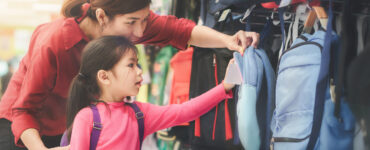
[79,73,87,79]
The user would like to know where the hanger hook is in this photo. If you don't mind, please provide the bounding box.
[306,2,312,10]
[239,4,256,24]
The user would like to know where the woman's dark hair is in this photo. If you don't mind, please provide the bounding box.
[66,36,137,141]
[61,0,151,20]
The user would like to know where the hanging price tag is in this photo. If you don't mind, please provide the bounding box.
[224,63,243,85]
[218,9,231,22]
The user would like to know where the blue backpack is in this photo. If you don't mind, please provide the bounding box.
[234,47,275,150]
[271,29,325,150]
[308,1,356,149]
[272,8,356,148]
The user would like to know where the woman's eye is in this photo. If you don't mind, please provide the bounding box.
[126,21,135,25]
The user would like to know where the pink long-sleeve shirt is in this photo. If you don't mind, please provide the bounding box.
[70,84,232,150]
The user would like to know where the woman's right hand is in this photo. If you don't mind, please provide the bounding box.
[21,128,70,150]
[48,145,70,150]
[222,59,236,92]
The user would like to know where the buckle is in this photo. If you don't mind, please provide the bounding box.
[135,112,144,119]
[93,122,102,130]
[272,135,310,142]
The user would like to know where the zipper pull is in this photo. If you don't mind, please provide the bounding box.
[213,54,216,66]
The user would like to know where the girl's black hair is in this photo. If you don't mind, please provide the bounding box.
[66,36,137,141]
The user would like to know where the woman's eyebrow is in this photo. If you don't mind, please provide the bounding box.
[127,17,140,20]
[128,13,150,20]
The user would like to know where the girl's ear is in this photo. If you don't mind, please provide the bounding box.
[97,70,110,85]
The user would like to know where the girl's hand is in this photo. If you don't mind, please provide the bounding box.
[223,59,236,92]
[226,31,260,55]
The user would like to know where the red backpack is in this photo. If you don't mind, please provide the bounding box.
[169,47,193,125]
[261,0,320,9]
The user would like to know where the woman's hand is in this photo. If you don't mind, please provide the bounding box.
[20,128,70,150]
[48,145,70,150]
[225,31,260,55]
[223,59,236,92]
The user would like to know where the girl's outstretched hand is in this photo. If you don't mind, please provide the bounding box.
[223,59,236,92]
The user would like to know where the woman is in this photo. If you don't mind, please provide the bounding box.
[0,0,259,149]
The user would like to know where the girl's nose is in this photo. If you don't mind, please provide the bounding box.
[137,64,143,75]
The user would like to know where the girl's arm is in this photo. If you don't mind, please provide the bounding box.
[141,83,233,136]
[141,60,235,136]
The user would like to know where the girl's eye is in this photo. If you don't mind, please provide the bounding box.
[137,64,142,69]
[128,64,134,68]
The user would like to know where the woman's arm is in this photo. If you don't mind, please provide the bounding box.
[12,45,57,149]
[20,129,70,150]
[137,12,259,53]
[20,129,47,150]
[188,25,260,54]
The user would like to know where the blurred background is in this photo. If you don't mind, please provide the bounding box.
[0,0,176,97]
[0,0,62,96]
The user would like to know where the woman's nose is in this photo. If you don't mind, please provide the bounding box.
[133,24,144,38]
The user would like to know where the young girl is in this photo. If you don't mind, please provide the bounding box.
[66,36,235,150]
[0,0,258,149]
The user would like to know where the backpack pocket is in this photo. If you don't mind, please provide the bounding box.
[318,96,356,150]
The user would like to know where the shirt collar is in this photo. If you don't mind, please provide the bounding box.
[62,18,90,50]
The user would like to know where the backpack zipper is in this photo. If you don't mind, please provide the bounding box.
[212,53,218,141]
[276,41,323,75]
[213,54,216,67]
[212,53,233,140]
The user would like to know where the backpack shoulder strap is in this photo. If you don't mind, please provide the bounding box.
[90,104,102,150]
[307,0,334,149]
[126,102,145,149]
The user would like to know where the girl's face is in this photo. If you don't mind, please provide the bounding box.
[101,6,150,43]
[107,50,143,100]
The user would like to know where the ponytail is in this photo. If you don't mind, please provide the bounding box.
[66,74,97,141]
[61,0,87,18]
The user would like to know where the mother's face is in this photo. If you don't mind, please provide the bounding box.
[101,6,150,42]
